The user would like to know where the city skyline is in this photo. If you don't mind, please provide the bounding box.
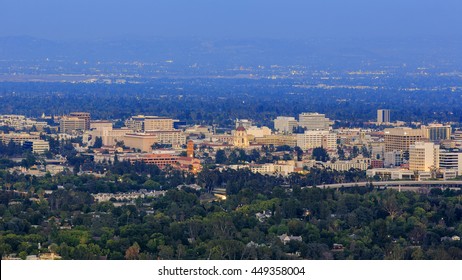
[2,0,462,265]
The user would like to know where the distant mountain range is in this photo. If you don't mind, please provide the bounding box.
[1,36,461,68]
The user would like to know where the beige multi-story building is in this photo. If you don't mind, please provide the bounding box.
[124,116,144,132]
[384,127,423,152]
[60,116,87,133]
[254,134,297,147]
[409,142,439,172]
[454,131,462,141]
[89,126,132,146]
[69,112,91,130]
[0,114,48,131]
[153,130,186,147]
[319,157,371,171]
[421,124,451,142]
[144,118,174,132]
[274,116,298,134]
[0,115,26,129]
[337,128,368,145]
[125,115,174,132]
[23,140,50,154]
[211,134,234,144]
[296,130,337,150]
[0,132,40,144]
[250,162,295,176]
[123,133,158,152]
[298,113,330,130]
[123,130,186,152]
[90,121,113,130]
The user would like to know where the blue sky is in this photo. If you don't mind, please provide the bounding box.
[1,0,461,40]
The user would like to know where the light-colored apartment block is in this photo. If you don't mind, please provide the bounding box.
[274,116,298,134]
[409,142,439,172]
[298,112,331,130]
[296,130,337,150]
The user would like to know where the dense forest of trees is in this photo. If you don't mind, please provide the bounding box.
[1,165,462,260]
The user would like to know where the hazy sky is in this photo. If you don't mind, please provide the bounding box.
[1,0,461,40]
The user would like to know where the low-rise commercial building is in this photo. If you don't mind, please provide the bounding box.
[439,150,462,175]
[23,140,50,154]
[0,132,40,144]
[298,112,331,130]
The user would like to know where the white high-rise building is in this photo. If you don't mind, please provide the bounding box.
[274,116,298,134]
[409,142,439,172]
[298,113,331,130]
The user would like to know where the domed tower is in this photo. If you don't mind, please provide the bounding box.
[234,126,249,148]
[187,140,194,158]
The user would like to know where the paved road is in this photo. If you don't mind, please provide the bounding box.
[306,180,462,189]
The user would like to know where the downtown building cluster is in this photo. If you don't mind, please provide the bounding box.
[0,109,461,181]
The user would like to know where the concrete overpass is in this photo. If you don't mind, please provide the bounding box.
[306,180,462,189]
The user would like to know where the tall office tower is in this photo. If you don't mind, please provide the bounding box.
[298,112,330,130]
[384,127,423,152]
[377,109,390,124]
[409,142,439,172]
[69,112,91,130]
[60,116,87,133]
[421,124,451,142]
[296,130,337,150]
[274,116,298,134]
